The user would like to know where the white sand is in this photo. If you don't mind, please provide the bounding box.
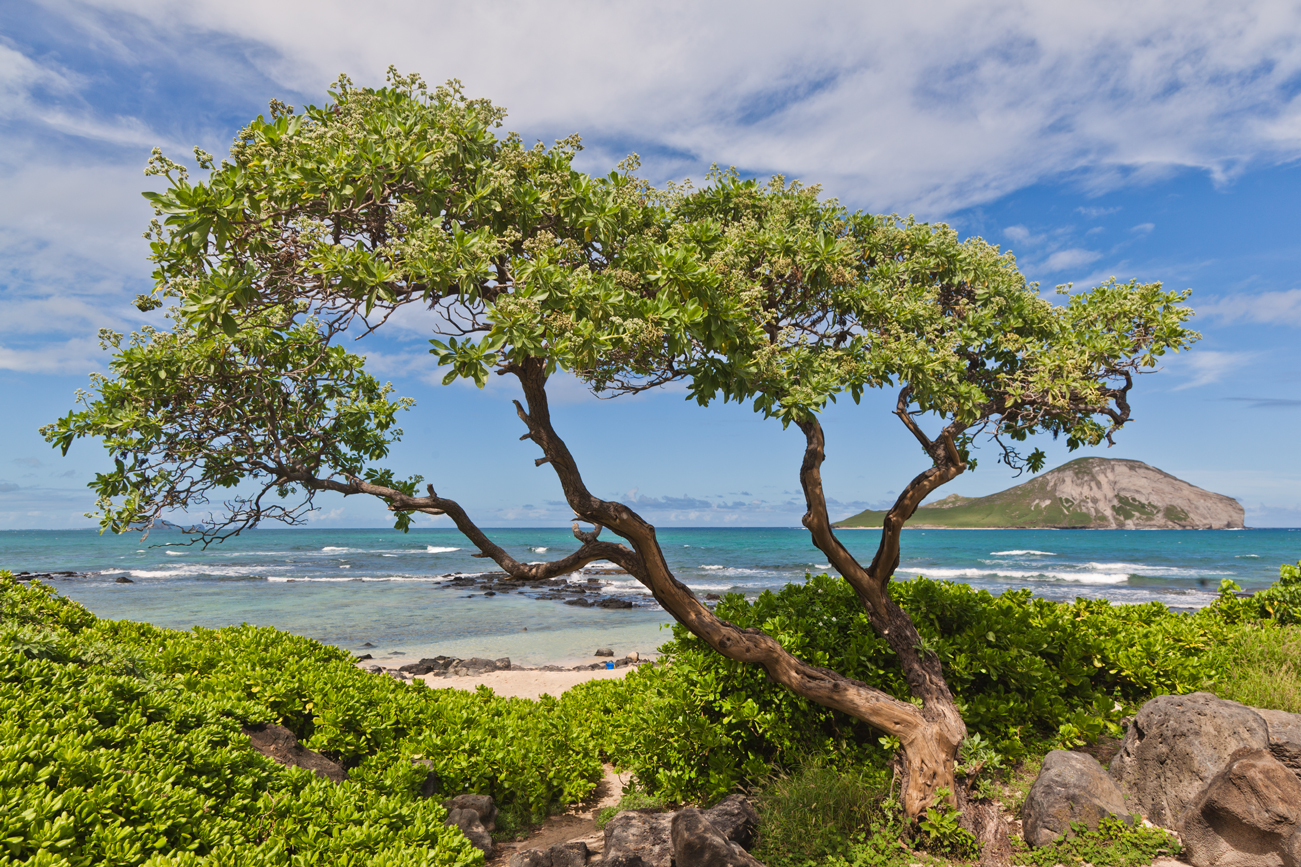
[417,665,635,700]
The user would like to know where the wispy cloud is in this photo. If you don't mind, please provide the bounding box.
[1221,396,1301,409]
[1041,248,1103,272]
[1171,350,1260,389]
[1197,289,1301,325]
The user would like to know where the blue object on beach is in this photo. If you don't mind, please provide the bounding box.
[606,661,614,670]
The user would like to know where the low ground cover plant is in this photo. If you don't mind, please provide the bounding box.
[0,574,602,866]
[582,571,1247,802]
[4,560,1297,865]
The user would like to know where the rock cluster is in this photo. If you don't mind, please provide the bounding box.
[510,794,761,867]
[356,652,648,681]
[1023,692,1301,866]
[436,572,640,609]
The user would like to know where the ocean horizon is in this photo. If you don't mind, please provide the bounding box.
[4,526,1297,667]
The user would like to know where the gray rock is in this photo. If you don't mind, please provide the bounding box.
[1110,692,1270,827]
[671,809,764,867]
[445,807,493,856]
[509,850,551,867]
[243,723,347,783]
[1180,748,1301,867]
[1257,708,1301,777]
[442,793,497,831]
[1023,750,1133,847]
[596,599,634,609]
[701,795,759,850]
[604,811,675,867]
[549,841,589,867]
[412,758,441,799]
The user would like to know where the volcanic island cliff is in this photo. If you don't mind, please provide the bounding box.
[834,457,1245,530]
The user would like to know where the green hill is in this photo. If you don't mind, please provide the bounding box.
[833,457,1244,530]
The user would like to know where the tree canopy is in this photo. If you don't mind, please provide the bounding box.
[44,70,1198,818]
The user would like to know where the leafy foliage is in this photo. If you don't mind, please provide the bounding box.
[1011,817,1181,867]
[584,573,1238,802]
[0,574,603,866]
[1210,560,1301,625]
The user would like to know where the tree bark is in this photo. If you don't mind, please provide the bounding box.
[795,413,968,815]
[284,359,966,818]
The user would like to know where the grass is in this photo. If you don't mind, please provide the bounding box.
[593,791,667,829]
[752,760,897,867]
[1215,622,1301,713]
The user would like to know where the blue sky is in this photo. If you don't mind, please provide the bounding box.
[2,0,1300,530]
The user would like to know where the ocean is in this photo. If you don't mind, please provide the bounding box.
[3,527,1297,667]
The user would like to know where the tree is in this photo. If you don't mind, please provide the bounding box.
[44,71,1198,818]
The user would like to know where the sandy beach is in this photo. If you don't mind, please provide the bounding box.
[417,665,635,700]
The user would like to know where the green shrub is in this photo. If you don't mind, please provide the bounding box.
[1208,561,1301,625]
[0,574,607,866]
[592,573,1241,802]
[1012,817,1180,866]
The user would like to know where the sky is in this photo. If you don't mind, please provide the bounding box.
[2,0,1301,531]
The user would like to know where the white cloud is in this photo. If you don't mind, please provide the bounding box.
[1130,222,1155,234]
[0,336,109,374]
[1169,349,1261,389]
[32,0,1301,214]
[1197,289,1301,325]
[1040,248,1103,272]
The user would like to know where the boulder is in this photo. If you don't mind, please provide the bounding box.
[445,807,493,856]
[597,599,634,609]
[701,794,759,849]
[510,844,590,867]
[1110,692,1270,827]
[1257,708,1301,777]
[671,808,764,867]
[604,811,675,867]
[442,794,497,831]
[243,723,347,783]
[1180,748,1301,867]
[602,797,760,867]
[595,648,615,657]
[1022,750,1133,847]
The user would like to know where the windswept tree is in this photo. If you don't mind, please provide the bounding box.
[45,71,1197,818]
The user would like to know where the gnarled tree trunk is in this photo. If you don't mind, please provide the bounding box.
[290,359,968,817]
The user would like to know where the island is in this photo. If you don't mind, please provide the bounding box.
[834,457,1245,529]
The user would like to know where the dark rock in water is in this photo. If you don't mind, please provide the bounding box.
[671,808,763,867]
[1110,692,1270,827]
[361,642,375,647]
[564,598,591,607]
[1180,747,1301,867]
[705,593,721,601]
[114,576,134,583]
[243,723,347,783]
[483,590,496,596]
[1023,750,1132,847]
[1258,707,1301,776]
[595,647,615,657]
[354,653,373,661]
[597,598,633,609]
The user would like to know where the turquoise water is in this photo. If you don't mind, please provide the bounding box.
[4,527,1297,665]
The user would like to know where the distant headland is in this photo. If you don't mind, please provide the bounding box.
[834,457,1245,530]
